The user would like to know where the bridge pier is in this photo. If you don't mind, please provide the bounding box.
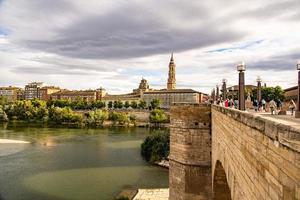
[169,104,212,200]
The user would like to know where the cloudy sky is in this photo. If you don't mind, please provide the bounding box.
[0,0,299,94]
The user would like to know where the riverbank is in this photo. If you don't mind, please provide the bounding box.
[0,139,29,143]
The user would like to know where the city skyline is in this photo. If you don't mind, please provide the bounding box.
[0,0,299,94]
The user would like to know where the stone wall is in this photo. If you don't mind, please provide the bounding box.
[169,103,212,200]
[212,105,300,200]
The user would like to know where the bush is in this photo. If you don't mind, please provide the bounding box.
[87,109,108,125]
[149,109,168,123]
[141,130,170,163]
[0,106,8,122]
[109,112,129,124]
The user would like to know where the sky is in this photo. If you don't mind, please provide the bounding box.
[0,0,299,94]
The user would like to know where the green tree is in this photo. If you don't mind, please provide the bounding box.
[252,86,285,102]
[150,99,160,109]
[130,101,138,109]
[0,96,7,106]
[113,101,118,109]
[0,106,8,122]
[117,100,123,109]
[149,109,168,124]
[124,101,130,109]
[108,101,113,109]
[138,100,147,109]
[141,130,170,163]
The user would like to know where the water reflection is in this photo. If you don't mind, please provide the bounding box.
[0,125,169,200]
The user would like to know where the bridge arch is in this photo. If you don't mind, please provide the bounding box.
[213,160,231,200]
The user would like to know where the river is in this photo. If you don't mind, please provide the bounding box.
[0,123,169,200]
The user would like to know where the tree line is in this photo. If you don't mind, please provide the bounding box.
[0,98,168,126]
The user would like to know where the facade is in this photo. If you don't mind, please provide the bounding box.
[50,90,97,102]
[16,89,25,100]
[142,89,204,108]
[39,86,60,101]
[101,93,141,105]
[25,82,44,100]
[0,86,21,102]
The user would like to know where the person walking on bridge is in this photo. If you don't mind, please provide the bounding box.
[289,99,296,116]
[269,100,277,115]
[262,99,266,111]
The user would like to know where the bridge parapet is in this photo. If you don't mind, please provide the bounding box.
[212,105,300,200]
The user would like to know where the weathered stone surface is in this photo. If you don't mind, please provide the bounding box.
[169,104,212,200]
[212,105,300,200]
[169,104,300,200]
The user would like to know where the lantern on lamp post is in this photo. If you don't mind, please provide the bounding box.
[237,61,246,111]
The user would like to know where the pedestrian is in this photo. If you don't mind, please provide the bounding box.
[262,99,266,111]
[225,99,229,107]
[258,100,262,111]
[277,99,282,111]
[289,100,296,116]
[269,100,277,115]
[253,100,258,112]
[234,100,238,109]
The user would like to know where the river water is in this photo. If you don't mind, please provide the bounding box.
[0,124,169,200]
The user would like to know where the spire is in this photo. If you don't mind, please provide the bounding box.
[167,52,176,90]
[170,52,174,62]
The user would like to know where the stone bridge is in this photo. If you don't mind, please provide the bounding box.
[169,104,300,200]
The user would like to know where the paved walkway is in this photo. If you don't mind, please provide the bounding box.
[249,110,300,129]
[133,188,169,200]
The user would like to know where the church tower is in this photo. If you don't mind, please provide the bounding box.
[167,53,176,90]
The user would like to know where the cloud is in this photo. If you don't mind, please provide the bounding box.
[15,2,244,59]
[0,0,299,93]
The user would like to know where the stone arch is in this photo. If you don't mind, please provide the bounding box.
[213,160,231,200]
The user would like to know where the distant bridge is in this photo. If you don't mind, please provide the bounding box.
[169,104,300,200]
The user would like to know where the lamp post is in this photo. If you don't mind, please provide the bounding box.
[237,61,246,111]
[216,85,219,102]
[296,61,300,118]
[257,76,262,102]
[222,79,227,100]
[211,89,216,103]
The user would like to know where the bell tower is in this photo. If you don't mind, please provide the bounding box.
[167,53,176,90]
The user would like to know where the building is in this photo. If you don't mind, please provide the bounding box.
[16,89,25,100]
[284,86,298,104]
[140,54,207,108]
[142,89,205,108]
[99,79,149,104]
[39,86,60,101]
[50,90,97,102]
[167,53,176,90]
[25,82,44,100]
[98,54,207,108]
[0,86,21,102]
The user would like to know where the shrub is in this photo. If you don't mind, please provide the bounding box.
[141,130,170,163]
[149,109,168,123]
